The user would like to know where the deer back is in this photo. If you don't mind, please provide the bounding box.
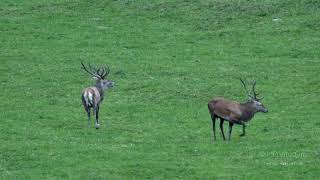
[208,97,243,121]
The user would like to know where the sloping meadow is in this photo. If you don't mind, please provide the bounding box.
[0,0,319,179]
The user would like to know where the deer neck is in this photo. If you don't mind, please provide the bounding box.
[240,102,257,122]
[95,83,105,100]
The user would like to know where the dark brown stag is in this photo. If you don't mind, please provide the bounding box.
[81,62,114,129]
[208,79,268,141]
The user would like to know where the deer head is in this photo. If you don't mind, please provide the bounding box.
[81,62,114,89]
[240,78,268,113]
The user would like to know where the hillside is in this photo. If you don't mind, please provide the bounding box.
[1,0,319,179]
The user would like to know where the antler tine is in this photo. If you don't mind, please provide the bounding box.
[100,67,105,77]
[240,78,253,99]
[89,63,98,74]
[252,80,257,98]
[100,65,110,79]
[96,67,105,79]
[251,80,263,100]
[105,65,110,76]
[81,62,100,79]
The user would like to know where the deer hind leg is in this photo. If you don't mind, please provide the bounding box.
[211,114,217,142]
[95,105,100,129]
[86,108,91,128]
[219,118,226,140]
[93,105,100,129]
[82,96,91,128]
[228,122,234,141]
[83,105,91,128]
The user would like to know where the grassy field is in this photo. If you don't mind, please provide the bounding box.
[1,0,320,179]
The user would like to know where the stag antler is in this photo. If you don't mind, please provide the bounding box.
[240,78,253,99]
[251,80,263,101]
[99,65,110,79]
[81,62,110,79]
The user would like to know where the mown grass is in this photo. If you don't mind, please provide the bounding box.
[0,0,320,179]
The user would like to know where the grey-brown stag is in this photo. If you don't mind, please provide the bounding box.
[208,79,268,141]
[81,62,114,129]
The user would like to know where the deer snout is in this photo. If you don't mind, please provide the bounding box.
[263,108,268,113]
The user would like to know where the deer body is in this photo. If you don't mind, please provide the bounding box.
[209,98,258,123]
[82,86,103,108]
[81,62,114,129]
[208,80,268,141]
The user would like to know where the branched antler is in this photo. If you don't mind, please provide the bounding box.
[240,78,253,99]
[251,80,263,101]
[240,78,263,100]
[81,62,110,79]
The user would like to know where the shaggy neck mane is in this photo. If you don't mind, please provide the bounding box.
[95,80,104,97]
[240,101,256,122]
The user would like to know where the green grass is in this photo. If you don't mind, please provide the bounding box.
[1,0,320,179]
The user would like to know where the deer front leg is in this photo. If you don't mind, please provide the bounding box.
[219,119,226,140]
[211,115,216,142]
[240,124,246,137]
[228,113,245,137]
[228,122,234,141]
[94,105,100,129]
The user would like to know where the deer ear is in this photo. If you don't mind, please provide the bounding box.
[92,76,99,80]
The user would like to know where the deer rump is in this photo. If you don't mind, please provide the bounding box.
[209,98,244,125]
[82,87,101,108]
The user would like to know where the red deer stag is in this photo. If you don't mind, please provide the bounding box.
[81,62,114,129]
[208,79,268,141]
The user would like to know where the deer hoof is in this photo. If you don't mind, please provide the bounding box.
[95,124,100,129]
